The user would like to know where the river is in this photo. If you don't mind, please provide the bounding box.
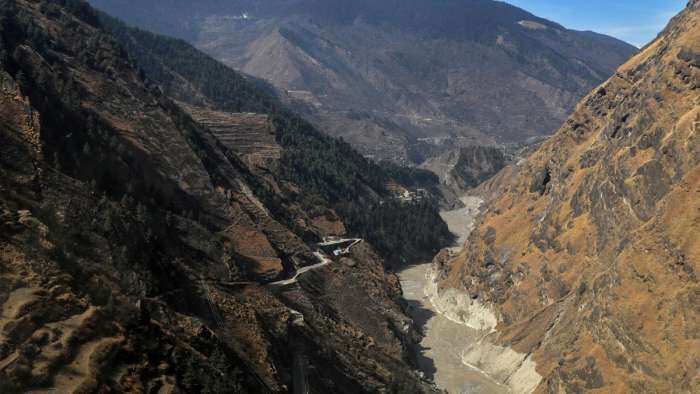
[398,196,508,394]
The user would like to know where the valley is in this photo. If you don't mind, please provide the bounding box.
[400,195,542,394]
[0,0,697,393]
[90,0,637,166]
[400,263,505,394]
[399,196,509,393]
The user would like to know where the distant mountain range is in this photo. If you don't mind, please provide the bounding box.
[90,0,637,165]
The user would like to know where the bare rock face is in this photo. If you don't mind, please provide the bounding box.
[0,1,433,392]
[89,0,637,164]
[437,2,700,393]
[424,146,508,192]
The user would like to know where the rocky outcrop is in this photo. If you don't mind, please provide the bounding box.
[426,261,498,332]
[418,146,508,208]
[437,1,700,393]
[461,342,540,394]
[450,146,507,190]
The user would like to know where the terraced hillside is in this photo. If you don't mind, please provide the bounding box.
[182,105,282,170]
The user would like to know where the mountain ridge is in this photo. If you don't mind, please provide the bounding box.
[432,1,700,392]
[90,0,638,166]
[95,11,455,264]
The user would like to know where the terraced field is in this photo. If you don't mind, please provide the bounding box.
[182,104,281,169]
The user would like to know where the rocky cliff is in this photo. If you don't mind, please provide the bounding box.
[0,1,436,392]
[420,146,508,198]
[89,0,637,164]
[434,1,700,392]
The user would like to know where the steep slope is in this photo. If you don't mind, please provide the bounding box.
[95,13,454,264]
[420,146,508,198]
[431,1,700,392]
[89,0,637,164]
[0,1,437,392]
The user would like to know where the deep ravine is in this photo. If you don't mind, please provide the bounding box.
[399,197,508,393]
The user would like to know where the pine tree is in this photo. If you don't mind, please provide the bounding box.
[136,202,147,224]
[52,152,61,171]
[15,70,28,90]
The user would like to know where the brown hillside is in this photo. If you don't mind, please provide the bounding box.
[0,1,432,392]
[436,1,700,392]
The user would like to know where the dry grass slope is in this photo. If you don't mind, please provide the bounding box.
[438,2,700,392]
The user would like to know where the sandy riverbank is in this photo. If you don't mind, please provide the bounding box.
[399,196,507,393]
[399,263,507,394]
[399,195,540,394]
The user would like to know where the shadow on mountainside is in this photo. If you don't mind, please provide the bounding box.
[404,299,438,382]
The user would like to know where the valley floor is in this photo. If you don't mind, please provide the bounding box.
[399,197,508,394]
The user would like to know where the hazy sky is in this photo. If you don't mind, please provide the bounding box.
[505,0,687,47]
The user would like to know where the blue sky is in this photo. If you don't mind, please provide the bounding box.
[505,0,687,47]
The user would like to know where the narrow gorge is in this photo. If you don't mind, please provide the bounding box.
[400,196,540,394]
[1,0,696,393]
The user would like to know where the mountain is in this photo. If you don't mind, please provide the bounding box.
[94,11,453,264]
[89,0,638,165]
[0,0,449,391]
[419,145,508,199]
[429,1,700,392]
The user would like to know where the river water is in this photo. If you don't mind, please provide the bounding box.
[398,197,508,394]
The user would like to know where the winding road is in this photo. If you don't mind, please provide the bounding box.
[268,251,333,287]
[269,239,362,287]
